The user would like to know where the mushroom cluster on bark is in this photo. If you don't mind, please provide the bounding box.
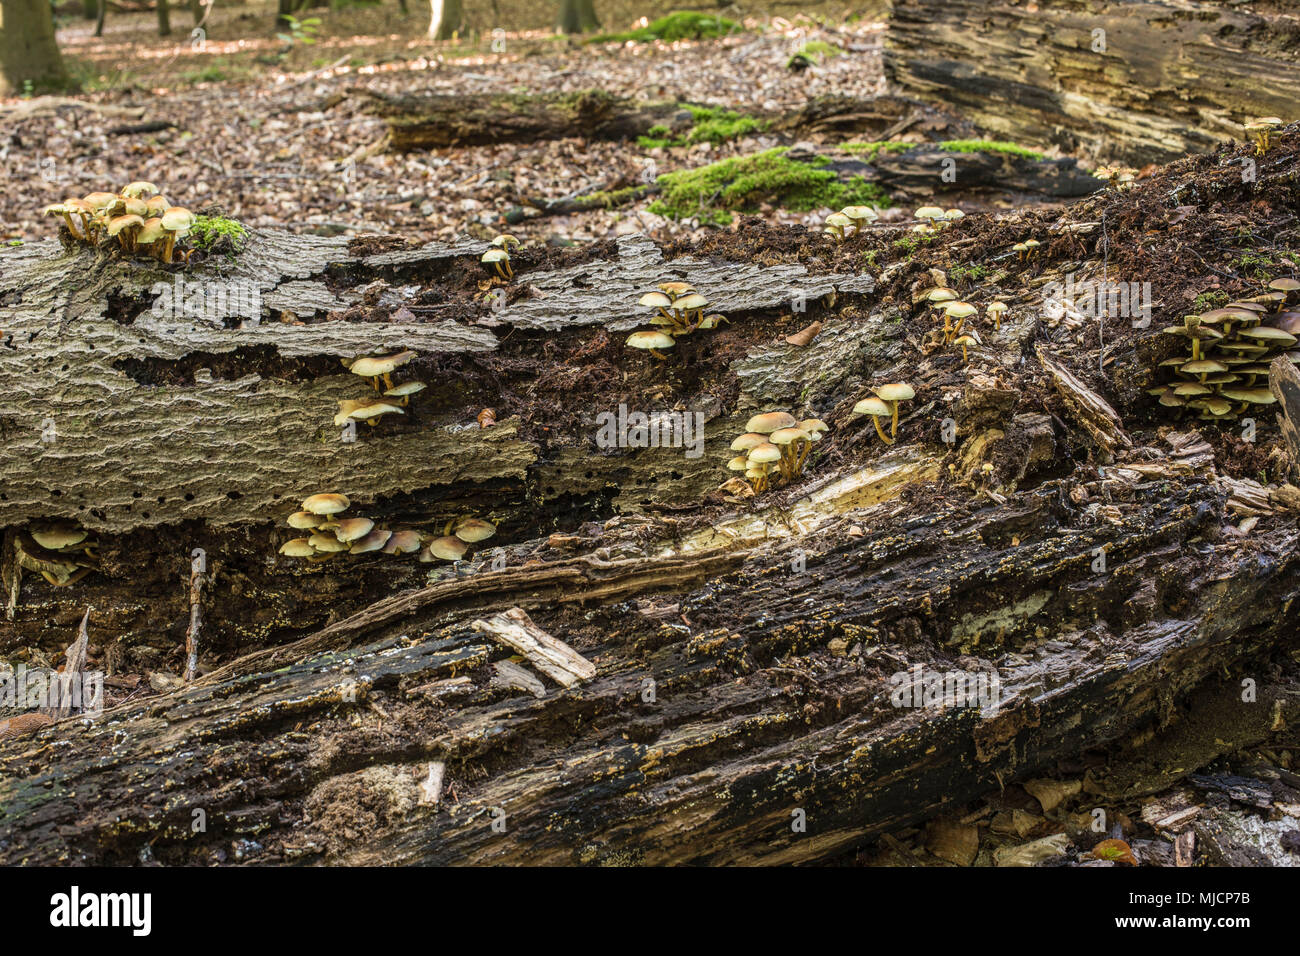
[42,182,197,264]
[626,281,727,359]
[725,411,828,494]
[278,495,493,564]
[336,350,425,427]
[853,383,915,444]
[1152,279,1300,421]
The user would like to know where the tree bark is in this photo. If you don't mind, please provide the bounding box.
[883,0,1300,165]
[0,0,69,96]
[157,0,171,37]
[556,0,599,34]
[428,0,462,40]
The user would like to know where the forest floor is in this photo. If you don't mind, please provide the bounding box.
[3,5,1299,867]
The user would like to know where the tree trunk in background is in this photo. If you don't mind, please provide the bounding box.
[428,0,462,40]
[80,0,96,18]
[557,0,599,34]
[95,0,106,37]
[0,0,69,95]
[157,0,171,37]
[190,0,205,26]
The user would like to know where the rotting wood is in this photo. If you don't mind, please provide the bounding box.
[471,607,596,689]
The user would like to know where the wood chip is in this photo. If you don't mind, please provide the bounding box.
[471,607,596,689]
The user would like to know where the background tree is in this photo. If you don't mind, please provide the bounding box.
[158,0,172,37]
[428,0,462,40]
[0,0,70,95]
[557,0,599,33]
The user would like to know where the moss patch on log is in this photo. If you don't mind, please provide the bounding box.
[189,215,249,254]
[637,105,769,149]
[591,12,742,44]
[649,147,891,225]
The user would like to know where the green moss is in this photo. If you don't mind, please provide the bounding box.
[949,263,990,284]
[939,140,1045,161]
[591,12,742,44]
[636,106,768,149]
[648,147,890,225]
[787,40,843,68]
[839,141,913,160]
[892,232,936,256]
[189,216,249,253]
[1191,290,1229,312]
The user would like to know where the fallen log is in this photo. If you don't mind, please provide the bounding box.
[883,0,1300,164]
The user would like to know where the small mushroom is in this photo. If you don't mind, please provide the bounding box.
[287,511,325,530]
[1244,116,1282,153]
[986,301,1008,330]
[841,205,879,233]
[452,518,496,544]
[482,247,513,280]
[954,333,977,364]
[308,532,349,553]
[279,538,316,558]
[384,381,426,407]
[301,493,350,515]
[421,536,469,563]
[121,181,160,199]
[823,211,853,240]
[874,383,915,438]
[159,206,195,264]
[107,214,144,252]
[42,202,83,239]
[346,350,417,391]
[382,530,423,554]
[853,396,894,444]
[333,517,376,543]
[626,330,676,360]
[349,529,393,555]
[745,411,798,434]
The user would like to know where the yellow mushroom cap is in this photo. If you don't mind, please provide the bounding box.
[658,282,694,297]
[333,517,376,543]
[302,493,350,515]
[121,181,160,199]
[747,443,782,465]
[42,202,69,216]
[287,511,324,530]
[914,206,945,220]
[348,351,417,378]
[798,418,829,438]
[768,426,810,445]
[1268,278,1300,293]
[927,288,957,302]
[382,530,423,554]
[145,196,169,214]
[854,397,891,417]
[482,248,510,264]
[453,518,496,543]
[423,536,469,562]
[137,217,166,245]
[1179,360,1228,376]
[160,206,196,234]
[1240,326,1298,346]
[83,192,118,212]
[30,524,87,550]
[943,208,965,220]
[875,383,915,402]
[745,411,798,434]
[727,455,749,471]
[107,214,144,236]
[344,400,405,423]
[1024,239,1040,248]
[824,212,853,228]
[942,301,977,319]
[987,301,1008,314]
[279,538,316,558]
[730,432,769,452]
[626,330,676,350]
[384,382,427,399]
[1218,388,1276,404]
[639,291,673,309]
[675,293,708,311]
[841,205,879,222]
[491,234,521,249]
[308,533,349,553]
[349,529,393,554]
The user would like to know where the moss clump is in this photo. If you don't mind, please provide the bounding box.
[787,40,843,68]
[949,263,991,284]
[637,106,769,149]
[189,216,249,253]
[648,147,890,225]
[1191,290,1229,312]
[839,141,913,160]
[939,140,1045,161]
[592,12,741,44]
[892,232,936,256]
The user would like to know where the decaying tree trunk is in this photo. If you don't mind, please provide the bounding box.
[883,0,1300,164]
[2,128,1300,865]
[362,90,976,151]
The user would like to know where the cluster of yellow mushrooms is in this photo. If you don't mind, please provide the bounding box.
[910,206,965,236]
[335,350,426,427]
[918,284,1009,364]
[726,412,829,493]
[42,182,195,264]
[278,493,496,564]
[823,205,879,240]
[626,281,727,358]
[13,522,96,587]
[1152,278,1300,421]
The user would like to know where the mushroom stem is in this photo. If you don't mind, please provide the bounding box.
[795,438,811,473]
[952,315,967,338]
[889,401,900,437]
[1192,339,1201,361]
[960,341,970,364]
[871,415,894,444]
[161,233,175,264]
[60,213,82,239]
[650,349,670,361]
[382,372,395,391]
